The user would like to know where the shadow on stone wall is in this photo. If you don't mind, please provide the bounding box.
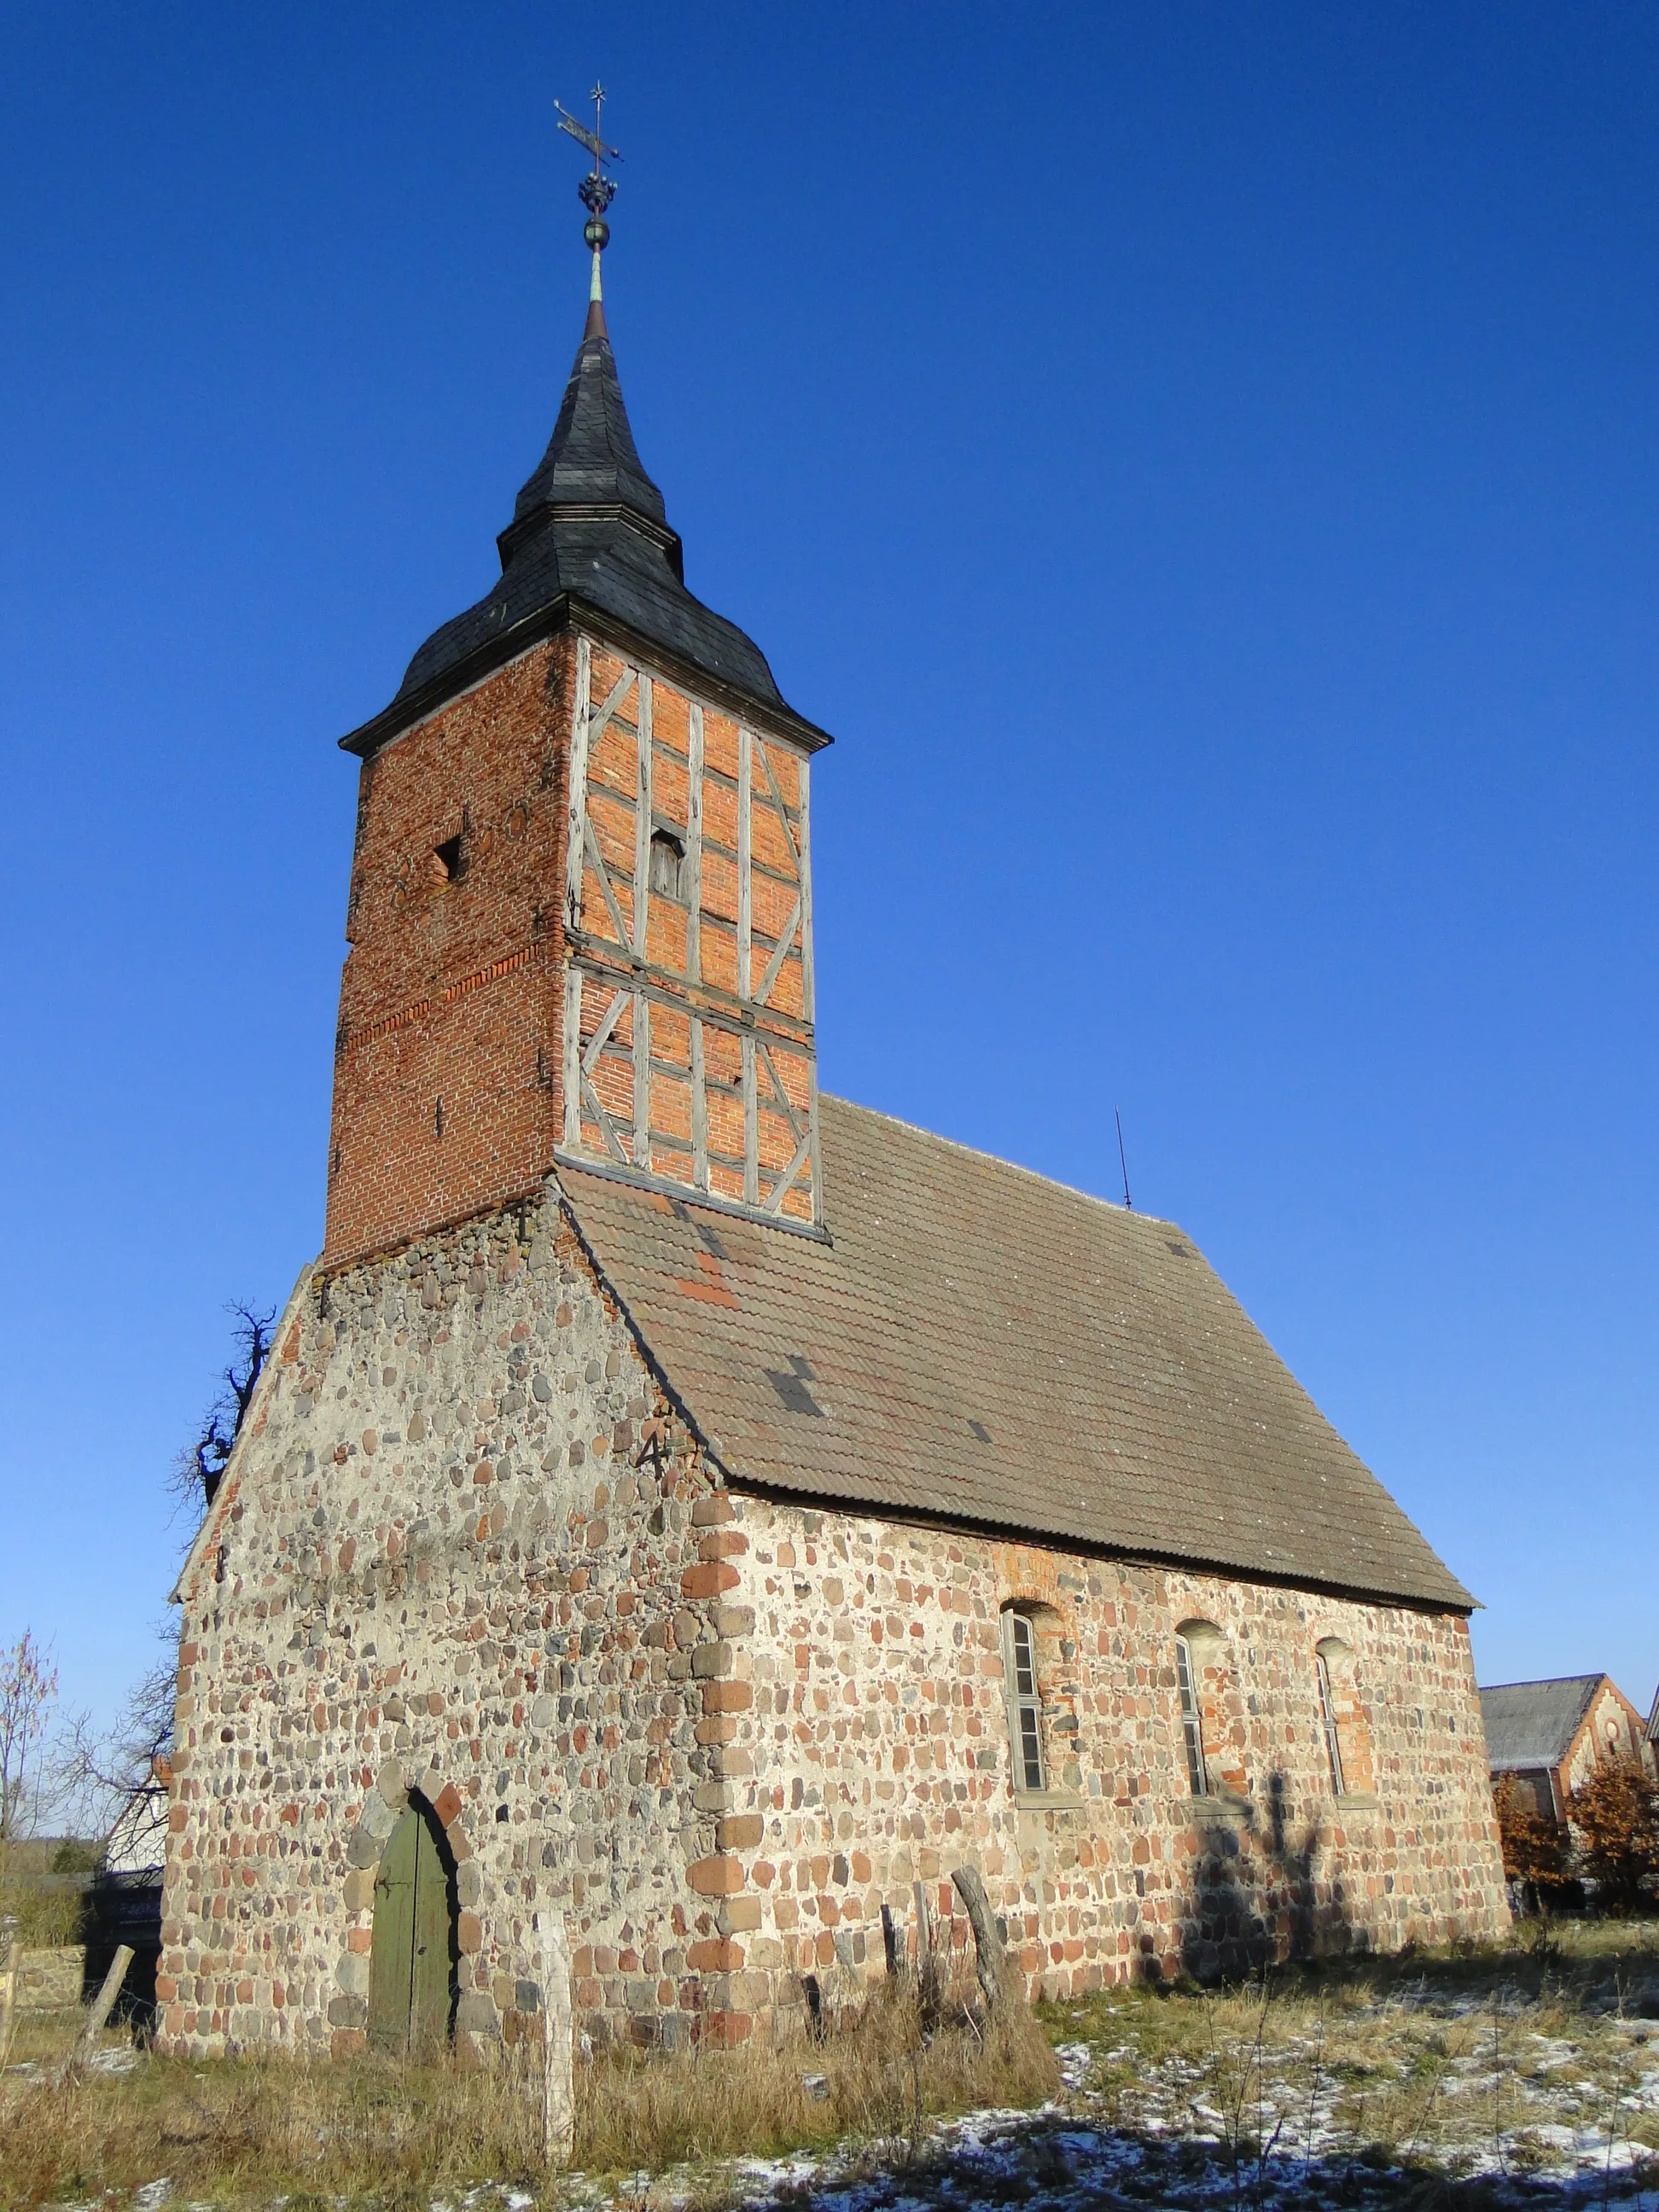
[1179,1770,1359,1981]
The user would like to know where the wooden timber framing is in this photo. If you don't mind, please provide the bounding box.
[558,632,821,1225]
[736,725,753,1004]
[798,755,815,1023]
[685,701,704,987]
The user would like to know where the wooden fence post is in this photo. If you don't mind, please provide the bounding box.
[0,1939,20,2075]
[55,1944,133,2087]
[538,1912,574,2166]
[912,1878,940,2026]
[950,1866,1005,2013]
[880,1901,899,1976]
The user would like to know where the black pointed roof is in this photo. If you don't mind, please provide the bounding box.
[341,299,828,757]
[500,298,668,547]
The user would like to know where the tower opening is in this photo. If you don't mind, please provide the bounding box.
[649,827,685,902]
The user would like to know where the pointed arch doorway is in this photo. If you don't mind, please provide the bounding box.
[368,1797,457,2054]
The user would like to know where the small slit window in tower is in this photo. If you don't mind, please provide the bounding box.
[1002,1609,1045,1794]
[1316,1650,1346,1796]
[1175,1634,1209,1796]
[432,833,466,886]
[649,828,686,902]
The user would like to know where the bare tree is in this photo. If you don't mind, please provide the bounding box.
[57,1639,176,1861]
[0,1631,60,1844]
[172,1299,276,1512]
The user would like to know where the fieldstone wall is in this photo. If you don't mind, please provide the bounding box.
[15,1947,85,2009]
[160,1186,740,2059]
[681,1501,1511,2029]
[160,1188,1508,2058]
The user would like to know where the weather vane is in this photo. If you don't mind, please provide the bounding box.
[556,82,621,304]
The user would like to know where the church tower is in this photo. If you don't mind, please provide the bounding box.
[324,173,830,1269]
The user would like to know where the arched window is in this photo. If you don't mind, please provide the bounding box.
[1175,1619,1244,1797]
[1315,1648,1345,1796]
[1174,1633,1209,1796]
[1314,1637,1375,1797]
[1001,1608,1045,1793]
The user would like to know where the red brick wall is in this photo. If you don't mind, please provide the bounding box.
[323,640,576,1266]
[323,627,823,1266]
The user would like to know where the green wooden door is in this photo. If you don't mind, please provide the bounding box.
[409,1813,451,2052]
[368,1807,453,2053]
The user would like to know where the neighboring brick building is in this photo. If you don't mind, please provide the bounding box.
[1480,1673,1656,1826]
[159,254,1509,2062]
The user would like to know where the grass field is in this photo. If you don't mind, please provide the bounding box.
[2,1920,1656,2210]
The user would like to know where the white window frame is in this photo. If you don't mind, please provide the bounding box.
[1174,1633,1209,1796]
[1001,1609,1045,1794]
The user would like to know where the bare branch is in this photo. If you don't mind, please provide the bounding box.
[49,1631,178,1854]
[170,1299,277,1516]
[0,1631,60,1845]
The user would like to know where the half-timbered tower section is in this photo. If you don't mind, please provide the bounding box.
[562,640,818,1225]
[321,294,829,1270]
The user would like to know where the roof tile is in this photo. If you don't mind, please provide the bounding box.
[561,1096,1471,1610]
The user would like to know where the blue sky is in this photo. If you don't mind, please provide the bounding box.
[2,3,1655,1732]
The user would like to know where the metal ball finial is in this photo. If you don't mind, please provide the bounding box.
[556,84,622,299]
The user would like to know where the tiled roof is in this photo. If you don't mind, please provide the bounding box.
[1478,1677,1604,1772]
[560,1095,1472,1610]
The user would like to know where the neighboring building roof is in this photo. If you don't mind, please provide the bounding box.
[341,300,830,760]
[560,1094,1472,1610]
[1650,1682,1659,1743]
[1479,1676,1604,1773]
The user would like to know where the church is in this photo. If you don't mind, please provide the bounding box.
[158,174,1509,2059]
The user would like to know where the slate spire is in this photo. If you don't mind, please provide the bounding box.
[339,108,829,758]
[492,294,673,573]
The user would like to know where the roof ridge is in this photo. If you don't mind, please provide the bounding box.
[823,1091,1183,1236]
[1482,1674,1606,1691]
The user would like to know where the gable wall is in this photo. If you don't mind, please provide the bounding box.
[1560,1680,1656,1800]
[160,1190,744,2058]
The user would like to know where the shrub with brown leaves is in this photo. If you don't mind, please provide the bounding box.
[1567,1751,1659,1915]
[1493,1771,1569,1903]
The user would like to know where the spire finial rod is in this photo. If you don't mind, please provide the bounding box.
[556,82,621,306]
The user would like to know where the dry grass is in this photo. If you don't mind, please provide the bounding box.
[1,2043,545,2211]
[8,1924,1658,2209]
[1039,1915,1659,2187]
[0,1959,1058,2210]
[578,1968,1057,2174]
[0,1842,90,1953]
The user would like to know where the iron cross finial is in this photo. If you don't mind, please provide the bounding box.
[556,84,622,302]
[556,84,620,216]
